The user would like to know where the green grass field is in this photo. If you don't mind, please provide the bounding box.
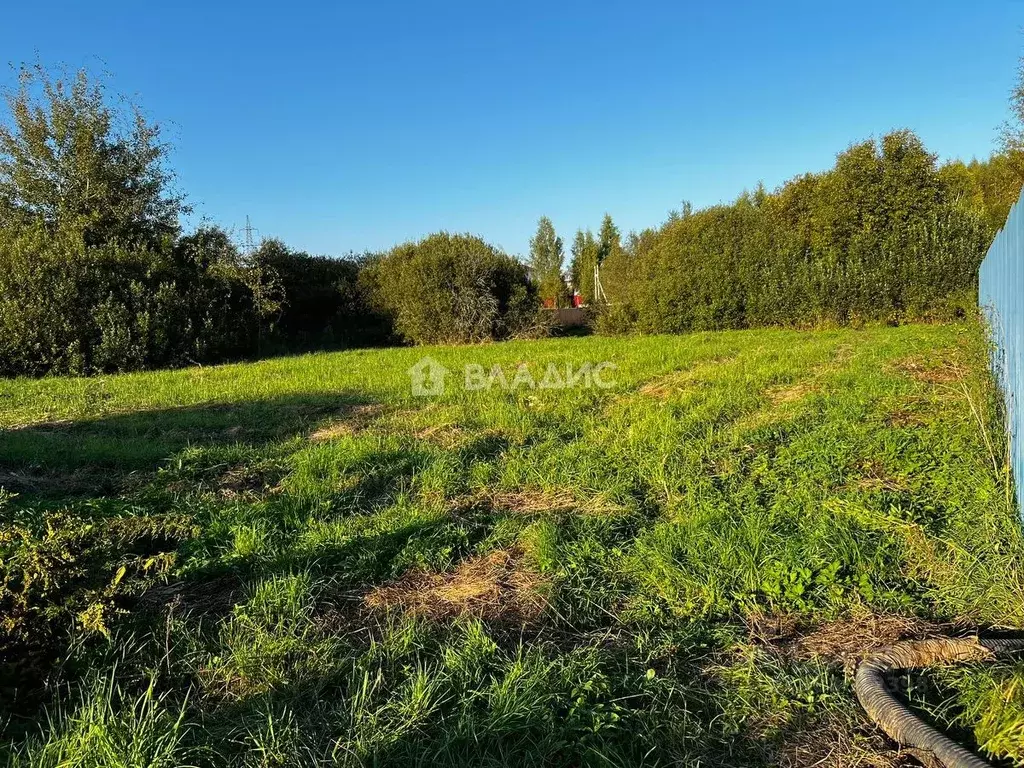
[2,322,1024,767]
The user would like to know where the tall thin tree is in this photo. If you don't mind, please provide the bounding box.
[529,216,565,307]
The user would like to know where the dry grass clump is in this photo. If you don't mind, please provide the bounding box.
[746,610,946,670]
[364,548,548,622]
[777,721,910,768]
[217,464,273,499]
[485,488,579,514]
[795,613,942,667]
[637,356,737,399]
[141,573,244,616]
[309,403,384,441]
[884,408,928,428]
[639,371,701,400]
[448,487,622,517]
[0,468,112,497]
[852,460,909,493]
[413,423,465,448]
[765,381,817,406]
[893,355,965,385]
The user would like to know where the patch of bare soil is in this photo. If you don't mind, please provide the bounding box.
[309,403,384,441]
[364,548,549,623]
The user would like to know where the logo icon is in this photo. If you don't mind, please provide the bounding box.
[408,356,448,396]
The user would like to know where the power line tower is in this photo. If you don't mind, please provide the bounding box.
[242,215,259,259]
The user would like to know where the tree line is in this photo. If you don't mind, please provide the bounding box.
[528,140,1021,332]
[1,62,1022,377]
[593,130,1004,332]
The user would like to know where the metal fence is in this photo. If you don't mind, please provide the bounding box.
[979,188,1024,518]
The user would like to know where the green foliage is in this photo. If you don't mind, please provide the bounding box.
[0,220,272,375]
[2,67,1021,377]
[996,49,1024,204]
[367,232,539,344]
[595,214,625,303]
[0,64,185,249]
[528,217,566,307]
[940,662,1024,763]
[0,502,198,708]
[5,671,196,768]
[569,229,599,305]
[0,66,283,376]
[253,239,392,350]
[604,130,993,333]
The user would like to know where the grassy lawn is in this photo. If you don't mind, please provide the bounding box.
[2,322,1023,767]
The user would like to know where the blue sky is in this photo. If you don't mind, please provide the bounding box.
[1,1,1022,257]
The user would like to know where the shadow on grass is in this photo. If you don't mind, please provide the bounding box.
[0,392,377,496]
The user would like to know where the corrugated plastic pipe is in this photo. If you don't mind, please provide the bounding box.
[854,637,1024,768]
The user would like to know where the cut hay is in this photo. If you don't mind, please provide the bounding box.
[746,610,948,671]
[765,381,816,405]
[0,468,113,497]
[413,423,465,448]
[637,356,737,400]
[364,548,548,622]
[893,355,965,385]
[309,403,384,441]
[852,460,909,493]
[449,487,622,517]
[638,371,701,400]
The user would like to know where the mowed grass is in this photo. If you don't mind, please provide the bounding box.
[2,322,1023,767]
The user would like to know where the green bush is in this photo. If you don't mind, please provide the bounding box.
[0,222,268,376]
[367,232,540,344]
[253,239,393,350]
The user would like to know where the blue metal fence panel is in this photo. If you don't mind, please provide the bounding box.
[979,188,1024,518]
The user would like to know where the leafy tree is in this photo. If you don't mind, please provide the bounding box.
[0,64,186,248]
[596,213,627,302]
[999,52,1024,196]
[368,232,538,344]
[253,239,390,349]
[528,216,566,307]
[569,229,598,304]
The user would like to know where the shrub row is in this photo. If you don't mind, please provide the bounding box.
[0,225,540,376]
[596,130,996,334]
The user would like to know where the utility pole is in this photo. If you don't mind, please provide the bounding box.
[593,261,607,303]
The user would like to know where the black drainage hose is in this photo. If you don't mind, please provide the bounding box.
[854,637,1024,768]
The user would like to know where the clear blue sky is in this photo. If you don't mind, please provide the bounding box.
[1,1,1022,257]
